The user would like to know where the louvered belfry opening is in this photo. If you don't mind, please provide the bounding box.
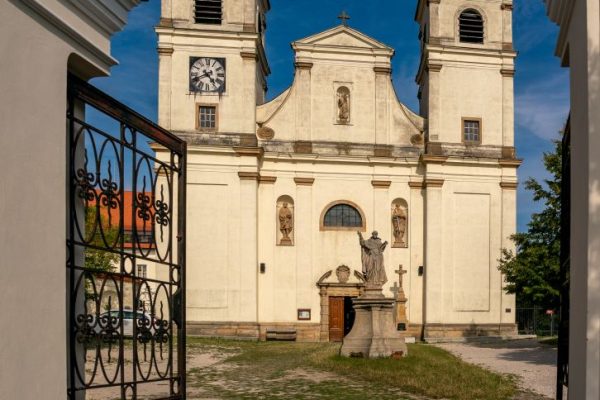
[194,0,222,24]
[459,9,484,44]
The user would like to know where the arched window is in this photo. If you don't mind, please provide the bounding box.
[322,202,364,230]
[459,9,484,44]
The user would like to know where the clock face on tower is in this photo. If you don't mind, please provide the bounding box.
[189,57,226,93]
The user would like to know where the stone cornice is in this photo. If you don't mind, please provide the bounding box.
[295,61,314,70]
[234,146,263,157]
[427,62,443,72]
[421,154,448,164]
[240,51,257,60]
[373,66,392,75]
[409,181,425,189]
[500,68,516,77]
[425,178,445,188]
[500,182,518,190]
[371,180,392,188]
[501,3,514,11]
[65,0,137,35]
[19,0,128,75]
[499,159,523,168]
[157,47,174,55]
[238,172,260,181]
[258,176,277,184]
[545,0,575,64]
[294,177,315,186]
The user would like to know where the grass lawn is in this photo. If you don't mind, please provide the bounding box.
[187,338,518,400]
[538,337,558,347]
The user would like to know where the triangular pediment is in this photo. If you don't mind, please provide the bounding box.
[294,25,393,51]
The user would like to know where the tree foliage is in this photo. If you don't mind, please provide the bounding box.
[499,139,562,308]
[84,206,119,273]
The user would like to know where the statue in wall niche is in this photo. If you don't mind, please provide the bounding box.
[357,231,388,287]
[392,204,407,247]
[337,89,350,123]
[278,202,293,245]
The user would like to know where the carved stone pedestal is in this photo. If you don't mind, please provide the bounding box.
[279,237,292,246]
[340,287,407,358]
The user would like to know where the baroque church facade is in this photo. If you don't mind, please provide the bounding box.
[155,0,519,341]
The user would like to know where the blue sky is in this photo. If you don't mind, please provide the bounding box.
[91,0,570,233]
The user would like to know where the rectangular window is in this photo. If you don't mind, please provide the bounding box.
[198,105,217,130]
[463,119,481,144]
[137,264,147,279]
[194,0,222,25]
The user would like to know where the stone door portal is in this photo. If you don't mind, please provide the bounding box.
[317,267,364,342]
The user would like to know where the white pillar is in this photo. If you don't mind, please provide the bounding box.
[423,178,444,325]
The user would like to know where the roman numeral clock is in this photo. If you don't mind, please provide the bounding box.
[189,57,226,93]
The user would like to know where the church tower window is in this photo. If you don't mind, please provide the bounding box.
[197,105,218,130]
[194,0,223,25]
[463,118,482,144]
[459,9,484,44]
[322,202,365,230]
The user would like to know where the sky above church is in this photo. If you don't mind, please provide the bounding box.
[91,0,569,233]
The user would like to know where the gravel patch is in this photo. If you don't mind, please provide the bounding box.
[436,339,564,399]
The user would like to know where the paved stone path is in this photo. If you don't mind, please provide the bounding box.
[436,339,563,399]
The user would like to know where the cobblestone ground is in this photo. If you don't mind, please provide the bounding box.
[436,339,563,400]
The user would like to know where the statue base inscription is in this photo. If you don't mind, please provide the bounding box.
[340,287,407,358]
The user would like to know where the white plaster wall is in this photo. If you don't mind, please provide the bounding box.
[561,0,600,397]
[0,0,139,398]
[181,150,259,322]
[437,66,504,145]
[256,157,423,324]
[424,163,515,325]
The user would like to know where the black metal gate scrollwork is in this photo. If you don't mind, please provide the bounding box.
[556,115,570,400]
[67,74,186,399]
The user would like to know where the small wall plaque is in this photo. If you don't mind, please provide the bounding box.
[297,309,311,321]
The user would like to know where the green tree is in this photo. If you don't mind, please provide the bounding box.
[499,138,562,308]
[84,206,119,273]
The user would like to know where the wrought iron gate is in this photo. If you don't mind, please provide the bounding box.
[556,115,570,399]
[67,74,187,399]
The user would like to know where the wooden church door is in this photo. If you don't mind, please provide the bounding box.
[329,297,345,342]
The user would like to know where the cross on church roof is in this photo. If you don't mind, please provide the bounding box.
[338,11,350,26]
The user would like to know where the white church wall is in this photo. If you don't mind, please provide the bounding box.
[0,0,142,397]
[437,66,504,146]
[424,163,515,332]
[254,157,423,328]
[176,150,260,323]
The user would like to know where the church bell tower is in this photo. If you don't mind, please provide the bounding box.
[156,0,271,136]
[416,0,516,153]
[415,0,519,338]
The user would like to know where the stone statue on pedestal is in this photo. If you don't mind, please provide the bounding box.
[278,202,293,245]
[391,204,407,247]
[340,231,407,359]
[358,231,388,287]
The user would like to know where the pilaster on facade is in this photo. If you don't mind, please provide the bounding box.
[423,173,444,324]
